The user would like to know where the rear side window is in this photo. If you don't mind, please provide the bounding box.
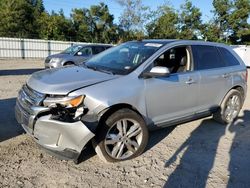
[192,45,226,70]
[218,47,240,66]
[105,46,112,50]
[93,46,106,54]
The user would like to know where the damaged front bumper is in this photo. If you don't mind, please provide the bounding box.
[15,87,95,160]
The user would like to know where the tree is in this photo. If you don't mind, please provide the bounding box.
[89,3,117,43]
[37,10,74,41]
[71,3,118,43]
[229,0,250,44]
[146,5,179,39]
[179,0,203,39]
[212,0,232,42]
[0,0,38,38]
[211,0,250,44]
[33,0,45,14]
[71,8,91,42]
[201,21,221,42]
[116,0,149,40]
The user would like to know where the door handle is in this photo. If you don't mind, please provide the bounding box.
[185,78,196,84]
[222,73,230,78]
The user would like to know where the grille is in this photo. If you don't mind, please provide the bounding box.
[17,85,45,114]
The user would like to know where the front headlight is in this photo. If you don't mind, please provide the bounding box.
[43,95,85,108]
[49,58,62,64]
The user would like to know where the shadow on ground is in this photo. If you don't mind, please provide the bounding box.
[163,110,250,188]
[0,98,24,142]
[0,68,42,76]
[146,126,176,152]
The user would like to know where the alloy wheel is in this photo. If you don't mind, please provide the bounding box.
[104,118,143,160]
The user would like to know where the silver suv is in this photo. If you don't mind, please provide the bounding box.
[44,44,112,69]
[15,40,247,163]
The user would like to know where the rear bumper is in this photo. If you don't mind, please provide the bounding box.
[15,101,95,160]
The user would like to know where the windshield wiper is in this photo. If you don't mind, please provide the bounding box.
[84,64,114,75]
[86,65,97,71]
[97,68,115,75]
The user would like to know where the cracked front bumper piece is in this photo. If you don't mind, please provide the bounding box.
[15,99,95,160]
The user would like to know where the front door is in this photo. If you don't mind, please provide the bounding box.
[144,46,200,126]
[74,47,93,64]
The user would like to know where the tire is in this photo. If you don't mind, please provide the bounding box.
[213,89,243,124]
[92,108,149,163]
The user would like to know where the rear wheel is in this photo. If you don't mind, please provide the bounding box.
[93,108,148,163]
[213,89,243,124]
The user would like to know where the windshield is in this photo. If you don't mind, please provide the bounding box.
[61,45,83,54]
[85,41,164,75]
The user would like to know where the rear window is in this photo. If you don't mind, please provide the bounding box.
[218,47,240,66]
[192,45,226,70]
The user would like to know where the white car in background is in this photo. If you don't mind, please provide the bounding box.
[232,46,250,67]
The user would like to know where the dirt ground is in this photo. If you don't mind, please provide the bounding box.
[0,59,250,188]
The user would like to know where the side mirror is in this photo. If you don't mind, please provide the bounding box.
[77,51,83,56]
[142,66,170,78]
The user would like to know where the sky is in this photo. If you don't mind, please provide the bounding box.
[43,0,214,23]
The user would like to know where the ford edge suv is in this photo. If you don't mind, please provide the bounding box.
[15,40,247,163]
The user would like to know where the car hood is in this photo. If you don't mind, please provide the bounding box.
[27,66,118,95]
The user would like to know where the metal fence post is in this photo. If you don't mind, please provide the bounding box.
[48,41,51,56]
[20,39,25,59]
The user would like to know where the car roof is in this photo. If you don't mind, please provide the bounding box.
[73,44,113,47]
[135,39,228,48]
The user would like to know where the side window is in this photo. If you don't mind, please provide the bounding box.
[105,46,112,50]
[79,47,92,56]
[192,45,225,70]
[218,47,240,66]
[93,46,105,54]
[153,46,191,74]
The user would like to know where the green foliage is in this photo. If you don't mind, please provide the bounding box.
[146,5,179,39]
[229,0,250,44]
[212,0,250,44]
[0,0,249,44]
[0,0,39,38]
[179,0,203,39]
[37,10,74,41]
[201,21,221,42]
[71,3,118,43]
[116,0,150,41]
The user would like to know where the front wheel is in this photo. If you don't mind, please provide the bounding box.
[93,108,149,163]
[213,89,243,124]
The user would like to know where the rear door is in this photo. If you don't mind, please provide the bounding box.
[191,45,233,112]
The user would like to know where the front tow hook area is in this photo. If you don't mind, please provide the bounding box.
[33,115,95,158]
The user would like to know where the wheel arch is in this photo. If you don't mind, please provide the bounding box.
[63,61,75,66]
[232,85,245,98]
[97,103,145,129]
[219,85,245,106]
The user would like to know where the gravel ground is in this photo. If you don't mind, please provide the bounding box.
[0,60,250,188]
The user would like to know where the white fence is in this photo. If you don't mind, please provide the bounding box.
[0,37,90,59]
[232,45,250,67]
